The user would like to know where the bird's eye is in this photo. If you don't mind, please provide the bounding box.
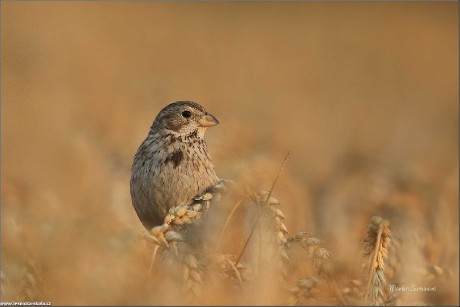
[182,110,192,118]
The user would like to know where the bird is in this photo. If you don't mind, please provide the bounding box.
[130,101,221,230]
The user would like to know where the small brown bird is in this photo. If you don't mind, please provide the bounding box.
[130,101,221,230]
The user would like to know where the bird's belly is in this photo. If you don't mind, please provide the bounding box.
[155,161,218,211]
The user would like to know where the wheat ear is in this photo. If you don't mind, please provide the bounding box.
[362,216,391,306]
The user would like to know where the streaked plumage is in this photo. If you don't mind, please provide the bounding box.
[130,101,220,230]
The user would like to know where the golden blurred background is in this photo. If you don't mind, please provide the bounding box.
[2,2,458,305]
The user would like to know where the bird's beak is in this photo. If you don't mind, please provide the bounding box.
[198,113,219,127]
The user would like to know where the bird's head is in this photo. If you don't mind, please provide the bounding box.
[152,101,219,138]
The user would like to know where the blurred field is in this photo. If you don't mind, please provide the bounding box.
[1,1,458,305]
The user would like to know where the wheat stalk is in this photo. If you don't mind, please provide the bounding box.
[233,152,290,268]
[362,216,391,306]
[214,254,252,286]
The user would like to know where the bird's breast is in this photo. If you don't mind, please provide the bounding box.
[133,135,219,210]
